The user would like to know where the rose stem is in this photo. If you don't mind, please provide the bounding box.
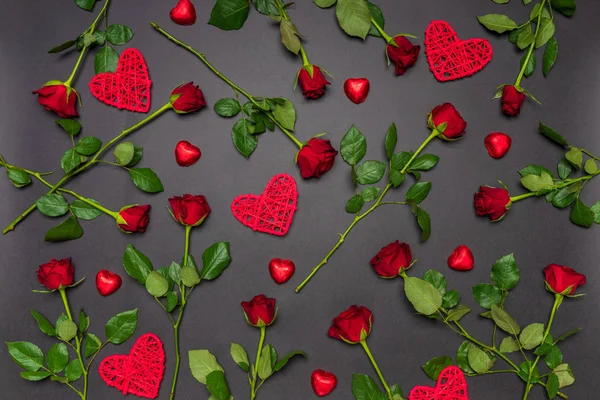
[514,0,547,88]
[371,18,396,46]
[249,326,267,400]
[294,129,441,292]
[2,103,172,234]
[360,341,393,400]
[509,171,600,203]
[59,288,88,399]
[150,23,304,149]
[274,0,311,69]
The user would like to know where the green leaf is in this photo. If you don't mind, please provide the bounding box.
[346,195,365,213]
[520,52,536,77]
[56,319,78,341]
[584,159,598,175]
[520,323,544,350]
[84,333,102,357]
[314,0,337,7]
[181,267,201,287]
[7,342,44,372]
[36,194,69,217]
[232,118,258,158]
[356,160,387,184]
[536,18,555,48]
[70,199,102,220]
[409,155,439,171]
[30,310,56,337]
[456,342,476,374]
[94,46,119,73]
[56,119,81,136]
[360,186,381,202]
[189,349,224,384]
[592,201,600,224]
[551,0,576,16]
[545,346,563,369]
[206,370,232,400]
[404,276,442,315]
[468,346,495,373]
[78,310,89,333]
[253,0,278,14]
[520,171,554,192]
[422,356,453,380]
[75,136,102,155]
[477,14,518,33]
[546,372,559,398]
[214,98,241,117]
[127,146,144,167]
[61,148,81,174]
[105,309,138,345]
[274,350,306,372]
[472,283,502,310]
[423,270,446,295]
[336,0,372,39]
[383,123,397,160]
[543,37,558,76]
[491,253,520,290]
[65,359,83,382]
[6,168,31,188]
[446,305,471,322]
[106,24,134,46]
[367,1,385,38]
[48,39,77,54]
[570,198,594,228]
[123,244,153,284]
[145,271,169,297]
[516,25,535,50]
[491,305,520,335]
[258,345,274,379]
[200,242,232,280]
[390,151,413,171]
[499,337,520,353]
[551,188,577,209]
[565,148,583,168]
[129,168,164,193]
[114,142,135,166]
[21,371,51,381]
[406,182,432,204]
[390,384,404,400]
[442,290,460,309]
[340,125,367,165]
[272,98,296,131]
[352,373,386,400]
[209,0,250,30]
[45,216,83,242]
[557,159,572,180]
[230,343,249,372]
[555,328,581,343]
[412,206,431,242]
[280,19,302,54]
[75,0,97,11]
[389,170,405,187]
[47,343,69,373]
[553,363,574,388]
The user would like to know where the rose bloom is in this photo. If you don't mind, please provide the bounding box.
[117,205,151,233]
[170,82,206,114]
[544,264,586,295]
[386,36,420,75]
[37,258,75,290]
[241,294,277,327]
[33,84,78,118]
[169,194,210,226]
[297,65,330,99]
[297,138,338,179]
[474,186,511,221]
[327,305,373,344]
[501,85,526,116]
[429,103,467,139]
[370,240,412,278]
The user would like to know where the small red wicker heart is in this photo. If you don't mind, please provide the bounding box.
[89,48,152,113]
[231,174,298,236]
[408,366,469,400]
[425,20,492,82]
[99,333,165,399]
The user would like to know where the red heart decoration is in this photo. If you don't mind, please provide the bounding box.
[311,369,337,397]
[175,140,201,167]
[95,270,122,296]
[231,174,298,236]
[89,49,152,113]
[424,20,492,82]
[447,245,475,271]
[484,132,512,159]
[268,258,296,284]
[408,366,469,400]
[344,78,370,104]
[99,333,165,399]
[170,0,197,26]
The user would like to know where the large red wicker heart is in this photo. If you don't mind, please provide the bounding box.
[231,174,298,236]
[98,333,165,399]
[408,366,469,400]
[89,48,152,112]
[424,20,492,82]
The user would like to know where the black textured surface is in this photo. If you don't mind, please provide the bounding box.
[1,0,599,399]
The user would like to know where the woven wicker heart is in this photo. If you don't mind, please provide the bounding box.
[89,48,152,112]
[231,174,298,236]
[99,333,165,399]
[425,20,492,82]
[408,366,469,400]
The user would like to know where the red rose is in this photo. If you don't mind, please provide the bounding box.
[241,294,277,327]
[297,66,330,99]
[327,305,373,344]
[169,194,211,227]
[544,264,586,295]
[370,240,412,278]
[117,205,151,233]
[170,82,206,114]
[297,138,338,179]
[33,83,78,118]
[37,258,75,290]
[501,85,526,116]
[474,186,511,221]
[429,103,467,139]
[386,36,420,75]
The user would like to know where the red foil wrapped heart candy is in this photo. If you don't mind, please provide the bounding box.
[447,245,475,271]
[484,132,512,159]
[95,270,122,296]
[268,258,295,284]
[311,369,337,397]
[343,78,370,104]
[175,140,201,167]
[170,0,197,26]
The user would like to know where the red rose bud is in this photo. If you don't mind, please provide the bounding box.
[474,186,511,221]
[327,305,373,344]
[170,82,206,114]
[117,205,151,233]
[169,194,210,226]
[429,103,467,139]
[37,258,75,290]
[447,245,475,271]
[241,294,277,327]
[297,65,330,99]
[170,0,197,26]
[484,132,512,159]
[501,85,526,116]
[33,83,78,118]
[386,36,420,75]
[175,140,201,167]
[297,138,338,179]
[544,264,586,295]
[370,240,412,278]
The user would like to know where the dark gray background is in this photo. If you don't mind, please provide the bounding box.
[1,0,598,399]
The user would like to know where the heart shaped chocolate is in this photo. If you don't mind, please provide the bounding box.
[268,258,296,284]
[96,270,122,296]
[344,78,370,104]
[311,369,337,397]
